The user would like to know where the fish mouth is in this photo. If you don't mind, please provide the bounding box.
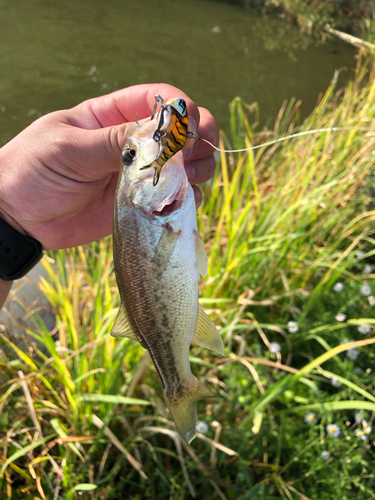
[152,198,183,217]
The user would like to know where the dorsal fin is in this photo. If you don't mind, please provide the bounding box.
[192,304,224,356]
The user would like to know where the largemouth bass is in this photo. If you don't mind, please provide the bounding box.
[112,96,224,442]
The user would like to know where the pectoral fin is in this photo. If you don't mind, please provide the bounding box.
[152,223,180,274]
[194,231,208,278]
[111,304,138,341]
[192,304,224,356]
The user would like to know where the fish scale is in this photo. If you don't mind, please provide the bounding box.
[114,188,198,392]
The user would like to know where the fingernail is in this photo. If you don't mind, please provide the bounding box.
[185,164,195,182]
[183,147,193,159]
[188,116,197,136]
[183,116,197,152]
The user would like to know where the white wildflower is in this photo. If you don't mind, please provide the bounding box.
[327,424,341,437]
[358,324,371,335]
[362,421,371,434]
[305,412,317,424]
[355,428,367,441]
[333,283,344,292]
[355,412,363,423]
[354,367,363,373]
[196,421,209,434]
[269,342,281,354]
[356,251,365,259]
[335,313,347,322]
[287,321,299,333]
[321,450,330,460]
[360,285,371,296]
[340,341,358,360]
[364,265,372,275]
[368,296,375,306]
[331,377,342,388]
[347,348,359,360]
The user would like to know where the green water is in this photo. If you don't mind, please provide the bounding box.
[0,0,356,143]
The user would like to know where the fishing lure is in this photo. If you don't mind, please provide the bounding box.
[141,94,189,186]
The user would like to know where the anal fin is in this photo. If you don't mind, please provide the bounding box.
[111,304,138,341]
[192,304,224,356]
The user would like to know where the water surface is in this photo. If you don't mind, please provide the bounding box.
[0,0,356,142]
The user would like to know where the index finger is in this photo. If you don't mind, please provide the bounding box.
[67,83,200,131]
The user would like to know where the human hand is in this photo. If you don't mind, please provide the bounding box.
[0,83,218,250]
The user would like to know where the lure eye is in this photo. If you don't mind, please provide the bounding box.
[121,148,137,165]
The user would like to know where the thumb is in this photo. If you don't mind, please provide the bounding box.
[55,121,130,181]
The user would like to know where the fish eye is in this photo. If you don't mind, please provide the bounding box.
[121,148,137,165]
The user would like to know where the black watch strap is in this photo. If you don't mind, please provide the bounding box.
[0,218,43,281]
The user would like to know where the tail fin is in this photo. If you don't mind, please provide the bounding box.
[166,378,216,443]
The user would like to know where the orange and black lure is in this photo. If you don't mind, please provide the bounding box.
[141,94,190,186]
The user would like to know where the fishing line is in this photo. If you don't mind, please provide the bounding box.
[189,126,375,153]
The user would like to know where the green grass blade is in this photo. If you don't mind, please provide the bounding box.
[78,394,151,405]
[0,434,55,477]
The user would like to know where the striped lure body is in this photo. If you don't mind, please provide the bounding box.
[112,96,224,442]
[141,95,189,186]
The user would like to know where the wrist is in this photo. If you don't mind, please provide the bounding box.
[0,210,28,236]
[0,145,34,236]
[0,152,39,309]
[0,279,12,310]
[0,144,21,231]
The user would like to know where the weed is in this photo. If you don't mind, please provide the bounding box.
[1,56,375,499]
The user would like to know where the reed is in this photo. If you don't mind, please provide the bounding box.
[0,57,374,499]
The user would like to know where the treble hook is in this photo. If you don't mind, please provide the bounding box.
[150,94,166,121]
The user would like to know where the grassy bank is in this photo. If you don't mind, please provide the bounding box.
[216,0,375,43]
[1,57,375,499]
